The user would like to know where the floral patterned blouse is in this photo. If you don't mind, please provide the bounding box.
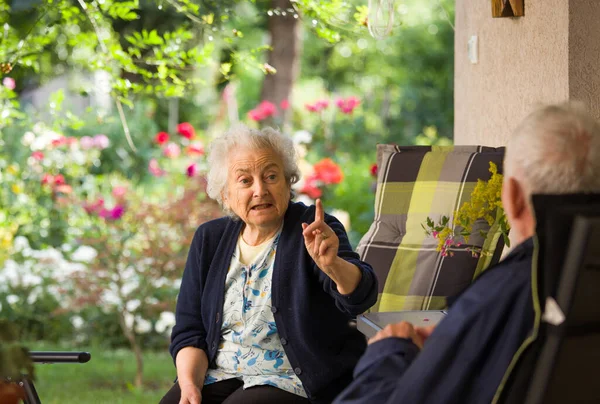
[204,230,307,397]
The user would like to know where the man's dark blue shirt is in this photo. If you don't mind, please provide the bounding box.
[334,238,535,404]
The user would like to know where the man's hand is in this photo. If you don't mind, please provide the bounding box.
[302,198,340,270]
[178,381,202,404]
[368,321,429,349]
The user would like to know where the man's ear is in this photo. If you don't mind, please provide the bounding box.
[503,176,527,220]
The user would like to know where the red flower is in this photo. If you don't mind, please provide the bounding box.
[177,122,196,139]
[186,163,197,177]
[300,175,323,199]
[313,158,344,185]
[370,163,378,177]
[31,151,44,161]
[280,99,290,110]
[155,131,169,144]
[53,174,66,186]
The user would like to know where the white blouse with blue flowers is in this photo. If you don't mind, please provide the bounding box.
[204,230,307,397]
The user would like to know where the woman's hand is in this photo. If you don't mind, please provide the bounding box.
[302,199,340,269]
[178,381,202,404]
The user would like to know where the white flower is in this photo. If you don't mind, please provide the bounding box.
[22,131,36,147]
[27,289,40,304]
[135,317,152,334]
[155,311,176,334]
[6,295,19,304]
[13,236,30,253]
[293,130,313,145]
[71,246,97,263]
[124,311,134,329]
[71,316,84,329]
[126,299,141,312]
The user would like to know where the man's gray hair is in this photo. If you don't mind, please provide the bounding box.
[206,124,300,214]
[505,102,600,196]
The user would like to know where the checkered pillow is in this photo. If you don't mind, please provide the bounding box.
[358,145,506,312]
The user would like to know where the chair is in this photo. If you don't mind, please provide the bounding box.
[357,145,506,312]
[495,194,600,403]
[20,351,91,404]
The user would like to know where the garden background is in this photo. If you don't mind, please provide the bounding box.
[0,0,453,402]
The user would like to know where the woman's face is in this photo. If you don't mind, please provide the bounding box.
[223,147,291,230]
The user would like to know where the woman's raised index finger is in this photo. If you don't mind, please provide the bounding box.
[315,198,325,222]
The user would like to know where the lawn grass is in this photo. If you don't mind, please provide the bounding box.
[29,342,175,403]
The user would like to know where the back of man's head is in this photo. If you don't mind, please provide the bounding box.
[505,102,600,196]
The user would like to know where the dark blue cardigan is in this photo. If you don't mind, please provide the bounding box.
[170,201,378,403]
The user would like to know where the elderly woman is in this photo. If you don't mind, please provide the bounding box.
[160,124,377,404]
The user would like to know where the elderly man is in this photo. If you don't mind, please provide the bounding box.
[334,102,600,404]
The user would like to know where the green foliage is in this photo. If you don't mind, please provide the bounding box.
[300,0,455,143]
[330,155,376,247]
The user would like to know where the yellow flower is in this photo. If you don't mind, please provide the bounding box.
[11,184,22,194]
[7,164,19,175]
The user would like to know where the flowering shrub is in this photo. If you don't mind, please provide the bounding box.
[1,118,221,387]
[422,162,510,257]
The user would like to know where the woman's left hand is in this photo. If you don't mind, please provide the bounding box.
[302,198,339,271]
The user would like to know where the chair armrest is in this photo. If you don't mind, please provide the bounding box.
[29,351,91,364]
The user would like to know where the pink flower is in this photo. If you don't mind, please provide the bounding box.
[336,96,361,115]
[305,99,329,113]
[186,163,197,177]
[3,77,15,90]
[83,198,104,214]
[80,136,94,150]
[313,158,344,185]
[305,103,319,113]
[93,134,110,150]
[99,205,125,221]
[155,131,169,145]
[247,101,278,121]
[112,186,127,199]
[163,142,181,158]
[177,122,196,139]
[280,99,290,110]
[31,151,44,161]
[51,136,67,148]
[432,231,439,238]
[148,158,165,177]
[55,184,72,194]
[187,142,205,156]
[248,109,264,121]
[41,174,53,185]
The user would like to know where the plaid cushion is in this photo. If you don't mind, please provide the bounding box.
[358,145,506,312]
